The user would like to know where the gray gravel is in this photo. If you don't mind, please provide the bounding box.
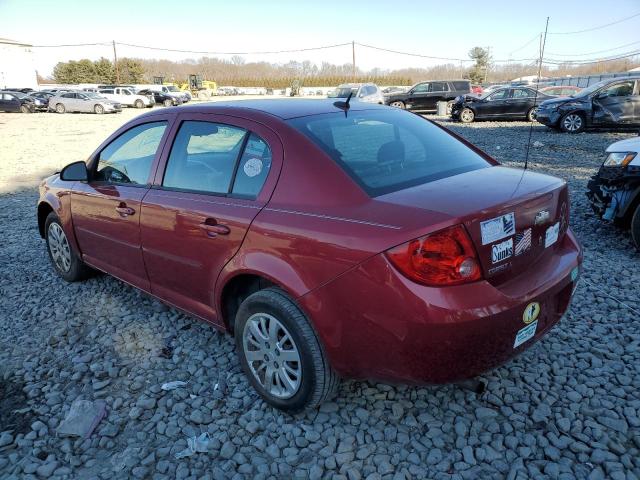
[1,118,640,479]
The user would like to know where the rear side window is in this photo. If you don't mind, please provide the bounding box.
[163,121,272,198]
[452,81,470,91]
[288,110,489,196]
[95,121,167,185]
[430,82,448,92]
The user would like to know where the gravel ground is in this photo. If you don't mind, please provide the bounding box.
[1,111,639,480]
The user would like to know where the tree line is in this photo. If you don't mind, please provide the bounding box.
[47,48,639,87]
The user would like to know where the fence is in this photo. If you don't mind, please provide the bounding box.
[545,71,640,88]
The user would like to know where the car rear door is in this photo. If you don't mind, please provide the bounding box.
[505,88,534,117]
[425,82,449,110]
[70,118,171,290]
[139,113,282,324]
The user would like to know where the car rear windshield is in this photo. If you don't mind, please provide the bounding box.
[288,109,490,196]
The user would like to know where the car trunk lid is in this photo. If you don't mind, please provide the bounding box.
[376,166,569,285]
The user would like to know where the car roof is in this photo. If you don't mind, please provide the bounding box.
[160,99,389,120]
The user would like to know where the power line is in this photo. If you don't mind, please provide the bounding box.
[355,42,473,62]
[115,41,351,55]
[548,11,640,35]
[546,40,640,57]
[508,33,541,56]
[32,42,111,47]
[544,49,640,65]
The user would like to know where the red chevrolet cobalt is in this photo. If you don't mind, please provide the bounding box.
[37,100,582,411]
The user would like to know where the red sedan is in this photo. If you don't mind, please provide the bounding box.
[37,100,582,411]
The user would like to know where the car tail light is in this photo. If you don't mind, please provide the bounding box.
[385,224,482,287]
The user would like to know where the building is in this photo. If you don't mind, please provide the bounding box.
[0,38,38,90]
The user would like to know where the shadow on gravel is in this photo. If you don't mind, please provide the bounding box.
[0,376,33,434]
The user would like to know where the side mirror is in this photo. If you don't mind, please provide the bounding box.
[60,161,88,181]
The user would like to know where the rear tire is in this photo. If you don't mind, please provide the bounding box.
[45,213,90,282]
[390,101,405,109]
[631,205,640,251]
[560,112,585,133]
[134,99,144,109]
[94,104,104,114]
[459,108,475,123]
[55,103,65,114]
[234,287,339,413]
[163,99,172,107]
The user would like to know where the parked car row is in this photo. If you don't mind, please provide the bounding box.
[0,83,193,114]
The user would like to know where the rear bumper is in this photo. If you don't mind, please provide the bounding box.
[300,229,582,384]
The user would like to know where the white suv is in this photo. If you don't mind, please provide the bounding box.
[98,87,153,108]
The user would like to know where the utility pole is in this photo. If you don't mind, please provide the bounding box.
[112,40,120,84]
[352,40,356,81]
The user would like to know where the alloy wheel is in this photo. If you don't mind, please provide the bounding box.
[242,312,302,399]
[562,114,582,132]
[48,223,71,273]
[461,109,474,122]
[390,101,405,109]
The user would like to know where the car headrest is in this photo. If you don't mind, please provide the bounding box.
[377,140,405,165]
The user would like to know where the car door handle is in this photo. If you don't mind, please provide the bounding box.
[115,203,135,216]
[199,219,230,237]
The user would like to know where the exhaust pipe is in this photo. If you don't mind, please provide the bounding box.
[455,379,486,394]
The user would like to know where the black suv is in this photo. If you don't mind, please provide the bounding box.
[383,80,471,113]
[536,76,640,133]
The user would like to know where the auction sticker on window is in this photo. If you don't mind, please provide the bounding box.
[544,222,560,248]
[480,213,515,245]
[514,320,538,348]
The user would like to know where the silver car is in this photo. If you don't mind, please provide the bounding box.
[328,83,385,104]
[49,91,122,114]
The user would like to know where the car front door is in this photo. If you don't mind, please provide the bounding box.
[592,80,636,125]
[0,93,19,112]
[406,82,430,110]
[140,113,282,324]
[70,119,171,289]
[477,89,510,118]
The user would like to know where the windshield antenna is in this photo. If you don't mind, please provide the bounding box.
[524,17,549,171]
[333,91,353,117]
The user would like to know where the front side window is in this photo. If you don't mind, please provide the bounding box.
[62,93,75,99]
[163,121,247,195]
[412,83,429,93]
[288,110,489,196]
[600,81,634,98]
[488,90,509,101]
[95,121,167,185]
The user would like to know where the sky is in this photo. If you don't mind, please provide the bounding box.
[1,0,640,77]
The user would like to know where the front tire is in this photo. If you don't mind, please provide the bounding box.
[20,105,32,114]
[45,213,90,282]
[390,101,405,109]
[527,107,537,122]
[459,107,475,123]
[55,103,65,114]
[560,112,585,133]
[631,205,640,251]
[94,104,104,114]
[234,287,339,413]
[134,99,144,109]
[163,99,172,107]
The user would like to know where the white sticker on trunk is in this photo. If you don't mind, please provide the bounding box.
[514,320,538,348]
[544,222,560,248]
[491,238,513,264]
[480,212,515,245]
